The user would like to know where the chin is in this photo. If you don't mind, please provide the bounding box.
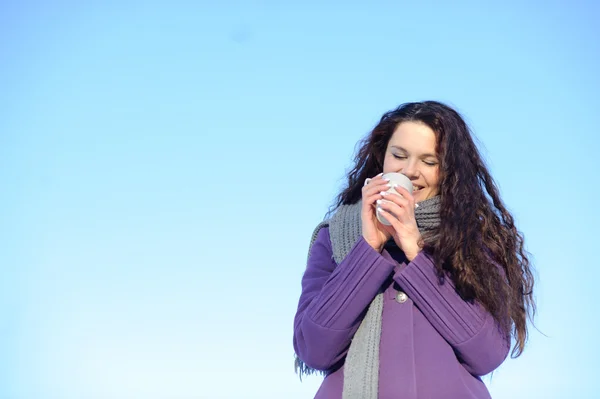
[413,190,433,202]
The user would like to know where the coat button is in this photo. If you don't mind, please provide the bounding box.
[395,291,408,303]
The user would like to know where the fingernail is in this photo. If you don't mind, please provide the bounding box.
[376,199,383,204]
[376,172,383,177]
[383,178,391,182]
[380,191,388,196]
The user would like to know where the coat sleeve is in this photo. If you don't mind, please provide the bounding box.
[293,227,396,371]
[393,251,511,376]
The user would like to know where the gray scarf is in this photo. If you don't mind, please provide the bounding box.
[297,196,441,399]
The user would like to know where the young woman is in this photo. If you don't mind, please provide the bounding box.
[293,101,535,399]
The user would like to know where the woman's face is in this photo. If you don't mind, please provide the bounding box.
[383,121,440,202]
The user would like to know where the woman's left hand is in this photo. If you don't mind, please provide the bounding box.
[377,186,422,261]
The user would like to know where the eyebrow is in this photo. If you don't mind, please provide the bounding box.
[390,145,437,158]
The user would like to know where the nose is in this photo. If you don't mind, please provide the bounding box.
[401,159,419,179]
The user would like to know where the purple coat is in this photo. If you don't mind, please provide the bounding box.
[293,227,510,399]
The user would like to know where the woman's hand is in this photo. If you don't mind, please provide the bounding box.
[361,174,392,252]
[377,186,423,261]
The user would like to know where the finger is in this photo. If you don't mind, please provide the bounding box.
[393,186,415,207]
[380,189,410,208]
[363,173,383,186]
[363,192,384,209]
[377,198,405,219]
[363,179,391,196]
[366,174,389,186]
[377,208,401,230]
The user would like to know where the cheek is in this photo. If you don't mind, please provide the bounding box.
[424,169,440,188]
[383,155,405,173]
[382,155,395,172]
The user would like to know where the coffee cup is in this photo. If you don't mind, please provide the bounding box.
[376,172,413,226]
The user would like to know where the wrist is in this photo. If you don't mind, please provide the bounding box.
[404,249,420,262]
[371,242,385,253]
[404,241,423,261]
[363,236,385,253]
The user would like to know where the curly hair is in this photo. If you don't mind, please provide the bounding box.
[334,101,535,357]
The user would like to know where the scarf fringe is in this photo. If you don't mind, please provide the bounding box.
[294,355,324,380]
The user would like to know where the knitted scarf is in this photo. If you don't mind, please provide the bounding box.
[297,196,441,399]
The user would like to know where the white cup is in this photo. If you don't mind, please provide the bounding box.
[376,172,413,226]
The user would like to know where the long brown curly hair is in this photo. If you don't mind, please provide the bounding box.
[334,101,535,357]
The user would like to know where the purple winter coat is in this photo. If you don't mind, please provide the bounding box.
[293,227,510,399]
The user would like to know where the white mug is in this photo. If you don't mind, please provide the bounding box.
[376,172,413,226]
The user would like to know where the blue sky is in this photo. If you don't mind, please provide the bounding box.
[1,1,599,398]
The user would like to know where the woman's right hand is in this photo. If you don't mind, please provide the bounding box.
[361,173,392,252]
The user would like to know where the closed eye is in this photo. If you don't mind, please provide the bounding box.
[394,154,437,166]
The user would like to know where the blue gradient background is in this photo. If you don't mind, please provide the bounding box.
[2,1,599,398]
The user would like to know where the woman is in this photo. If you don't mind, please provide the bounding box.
[292,101,535,399]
